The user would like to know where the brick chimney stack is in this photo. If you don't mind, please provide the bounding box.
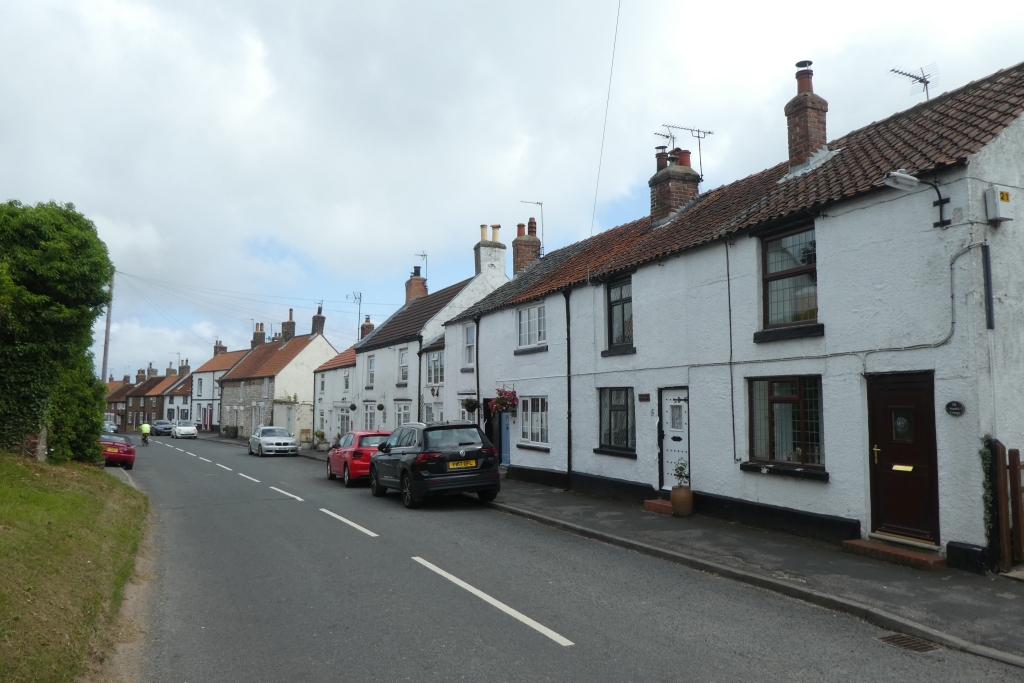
[108,374,114,383]
[311,306,326,336]
[123,374,131,385]
[178,359,190,377]
[213,340,227,357]
[785,60,828,168]
[136,368,146,384]
[649,147,701,223]
[251,323,266,349]
[165,362,177,377]
[282,308,296,342]
[406,266,428,303]
[512,218,541,277]
[146,362,157,379]
[360,315,375,339]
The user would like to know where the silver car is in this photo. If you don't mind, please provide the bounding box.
[171,420,198,439]
[248,426,298,457]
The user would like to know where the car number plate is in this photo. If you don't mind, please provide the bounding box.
[104,447,118,454]
[448,459,477,470]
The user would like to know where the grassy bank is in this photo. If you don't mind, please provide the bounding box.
[0,452,148,683]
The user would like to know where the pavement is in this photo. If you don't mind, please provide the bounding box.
[120,437,1024,682]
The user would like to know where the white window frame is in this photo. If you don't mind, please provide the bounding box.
[520,396,549,444]
[517,304,546,347]
[399,348,409,382]
[262,378,269,398]
[426,351,444,385]
[198,378,203,396]
[465,324,475,365]
[343,369,350,391]
[395,402,411,427]
[320,373,325,391]
[366,356,375,388]
[363,404,376,430]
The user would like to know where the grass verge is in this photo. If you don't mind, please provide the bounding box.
[0,452,148,683]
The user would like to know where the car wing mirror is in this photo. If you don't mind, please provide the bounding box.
[377,443,388,452]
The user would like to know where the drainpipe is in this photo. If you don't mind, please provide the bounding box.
[415,334,424,422]
[563,289,573,488]
[474,316,481,428]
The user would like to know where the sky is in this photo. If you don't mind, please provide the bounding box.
[3,0,1024,380]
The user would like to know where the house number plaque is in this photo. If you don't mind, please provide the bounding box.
[945,401,965,417]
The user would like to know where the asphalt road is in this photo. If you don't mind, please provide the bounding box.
[123,437,1022,682]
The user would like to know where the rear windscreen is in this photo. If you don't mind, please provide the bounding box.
[359,435,388,447]
[424,427,491,449]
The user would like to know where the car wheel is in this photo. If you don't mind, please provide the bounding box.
[327,459,336,480]
[401,473,420,509]
[343,464,355,488]
[477,489,498,502]
[247,441,253,455]
[258,445,264,457]
[124,463,134,471]
[370,467,386,497]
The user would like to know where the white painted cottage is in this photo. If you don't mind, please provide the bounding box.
[190,341,247,431]
[326,227,509,434]
[447,61,1024,567]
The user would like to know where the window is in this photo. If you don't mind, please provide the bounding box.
[198,378,203,396]
[399,429,417,447]
[363,404,376,430]
[320,374,325,391]
[183,396,188,404]
[521,397,549,444]
[128,397,133,407]
[434,403,444,423]
[150,397,156,407]
[262,378,269,398]
[607,277,633,347]
[366,356,375,388]
[424,404,434,423]
[465,324,476,365]
[599,388,635,452]
[399,349,409,382]
[762,227,817,327]
[340,413,350,435]
[343,369,350,391]
[518,305,546,347]
[169,396,175,405]
[749,376,824,466]
[426,352,444,384]
[395,402,411,427]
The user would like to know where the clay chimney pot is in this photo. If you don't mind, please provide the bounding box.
[517,223,526,237]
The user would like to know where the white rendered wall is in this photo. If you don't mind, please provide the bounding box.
[443,321,480,420]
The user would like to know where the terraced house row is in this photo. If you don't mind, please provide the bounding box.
[316,60,1024,567]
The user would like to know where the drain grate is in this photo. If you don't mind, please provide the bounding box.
[878,633,940,653]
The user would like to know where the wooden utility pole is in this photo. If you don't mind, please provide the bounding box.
[101,272,114,381]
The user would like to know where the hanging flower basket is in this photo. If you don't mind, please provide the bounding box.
[487,388,518,415]
[461,398,480,415]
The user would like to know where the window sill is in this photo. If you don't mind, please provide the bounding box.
[601,346,636,357]
[395,382,408,388]
[753,323,824,344]
[460,367,475,373]
[593,447,637,459]
[516,443,551,453]
[514,345,548,356]
[364,386,374,390]
[739,461,829,482]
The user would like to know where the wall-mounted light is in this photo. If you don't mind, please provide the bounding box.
[883,169,951,228]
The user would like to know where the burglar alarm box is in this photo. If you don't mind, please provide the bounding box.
[984,185,1014,224]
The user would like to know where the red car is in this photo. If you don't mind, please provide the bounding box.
[99,433,136,470]
[327,430,390,487]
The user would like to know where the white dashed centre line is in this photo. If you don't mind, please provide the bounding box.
[319,508,379,537]
[216,463,232,471]
[238,473,260,483]
[269,486,303,502]
[199,457,211,462]
[411,557,574,647]
[185,452,196,456]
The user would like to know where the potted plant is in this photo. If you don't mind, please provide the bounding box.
[670,459,693,517]
[314,429,325,450]
[461,398,480,415]
[486,388,518,416]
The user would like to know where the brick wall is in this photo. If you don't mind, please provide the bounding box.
[220,378,277,436]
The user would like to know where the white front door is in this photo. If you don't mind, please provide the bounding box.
[661,388,689,491]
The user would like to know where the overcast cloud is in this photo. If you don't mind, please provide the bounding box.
[2,0,1022,378]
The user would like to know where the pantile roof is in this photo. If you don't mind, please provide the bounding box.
[220,334,320,382]
[314,345,357,373]
[126,376,167,398]
[106,382,135,403]
[168,376,192,396]
[453,60,1024,321]
[357,278,472,353]
[193,349,248,373]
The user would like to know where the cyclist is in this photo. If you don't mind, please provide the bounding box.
[140,421,151,446]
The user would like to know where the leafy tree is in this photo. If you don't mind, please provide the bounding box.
[47,352,107,463]
[0,201,113,453]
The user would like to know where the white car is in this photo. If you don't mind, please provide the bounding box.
[247,426,298,456]
[171,420,198,439]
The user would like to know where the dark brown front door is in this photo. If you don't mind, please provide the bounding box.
[867,372,940,544]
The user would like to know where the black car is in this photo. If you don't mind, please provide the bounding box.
[151,420,174,436]
[369,422,500,508]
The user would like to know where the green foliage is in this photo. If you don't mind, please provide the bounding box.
[672,459,689,487]
[46,353,107,463]
[979,435,994,541]
[0,201,112,450]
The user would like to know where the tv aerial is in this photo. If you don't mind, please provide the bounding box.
[657,124,714,179]
[891,64,938,100]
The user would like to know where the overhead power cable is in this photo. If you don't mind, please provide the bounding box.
[589,0,623,237]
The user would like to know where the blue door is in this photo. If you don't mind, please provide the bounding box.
[500,413,511,466]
